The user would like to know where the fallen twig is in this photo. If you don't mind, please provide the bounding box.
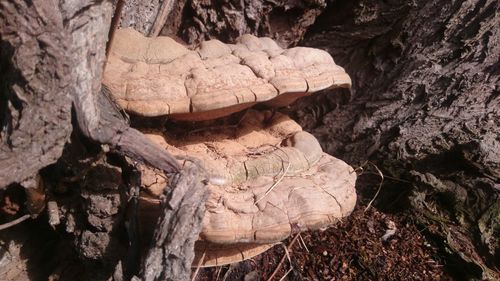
[149,0,175,36]
[364,162,384,212]
[298,233,310,253]
[106,0,125,58]
[254,145,291,205]
[0,214,31,231]
[190,250,206,281]
[278,268,293,281]
[267,234,300,281]
[381,219,397,241]
[255,161,290,205]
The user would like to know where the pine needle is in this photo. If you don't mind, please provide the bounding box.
[364,162,384,212]
[266,234,299,281]
[254,161,290,205]
[190,250,206,281]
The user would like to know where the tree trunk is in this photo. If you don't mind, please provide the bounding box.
[0,0,74,187]
[300,1,499,279]
[0,0,498,280]
[1,1,207,280]
[160,0,499,279]
[153,0,328,46]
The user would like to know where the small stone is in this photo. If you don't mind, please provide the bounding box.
[47,201,60,226]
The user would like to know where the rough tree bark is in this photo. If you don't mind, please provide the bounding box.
[1,1,208,280]
[0,0,181,194]
[1,0,498,280]
[120,0,328,46]
[300,1,499,279]
[0,0,73,187]
[139,165,209,281]
[159,0,499,279]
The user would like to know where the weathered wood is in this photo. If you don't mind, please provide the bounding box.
[76,85,181,174]
[157,0,327,46]
[67,2,180,175]
[1,1,200,280]
[149,0,176,36]
[139,165,210,281]
[120,0,163,35]
[0,0,180,187]
[0,0,72,188]
[299,1,500,279]
[119,0,176,37]
[64,0,198,277]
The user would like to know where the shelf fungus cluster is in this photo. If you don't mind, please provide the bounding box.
[103,29,357,267]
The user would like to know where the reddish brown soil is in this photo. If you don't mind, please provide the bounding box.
[195,204,452,281]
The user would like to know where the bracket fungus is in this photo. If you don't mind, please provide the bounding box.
[103,29,357,267]
[103,28,351,121]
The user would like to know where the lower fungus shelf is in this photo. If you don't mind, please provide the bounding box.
[136,109,357,266]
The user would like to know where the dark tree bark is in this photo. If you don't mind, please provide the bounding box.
[1,1,206,280]
[173,0,327,46]
[0,0,73,187]
[140,165,209,281]
[134,0,329,47]
[300,1,499,279]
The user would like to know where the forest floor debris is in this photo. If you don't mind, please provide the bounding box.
[195,205,453,281]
